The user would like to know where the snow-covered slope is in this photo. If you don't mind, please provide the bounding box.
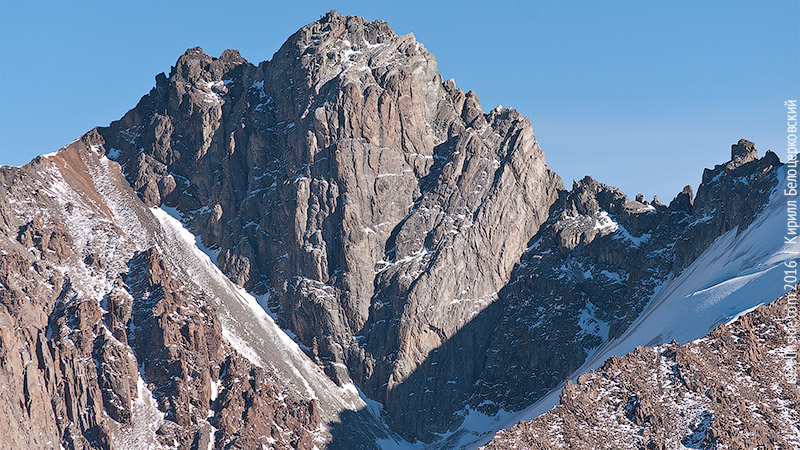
[149,206,408,446]
[0,138,412,448]
[481,165,798,445]
[481,290,800,449]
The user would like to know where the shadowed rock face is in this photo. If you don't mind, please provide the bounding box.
[482,289,800,450]
[0,11,790,448]
[466,145,782,418]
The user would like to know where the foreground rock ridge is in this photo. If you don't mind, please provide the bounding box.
[482,289,800,449]
[0,10,794,449]
[0,137,324,449]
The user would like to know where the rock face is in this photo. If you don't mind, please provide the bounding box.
[465,143,782,418]
[91,11,784,442]
[0,137,322,449]
[98,10,563,440]
[0,11,793,449]
[482,288,800,449]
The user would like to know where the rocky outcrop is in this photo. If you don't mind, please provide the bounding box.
[125,248,320,449]
[213,355,320,450]
[0,140,129,449]
[673,139,781,271]
[482,288,800,449]
[463,145,781,419]
[0,137,322,449]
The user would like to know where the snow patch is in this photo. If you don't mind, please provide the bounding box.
[433,406,516,450]
[613,222,651,247]
[594,211,618,233]
[112,375,173,449]
[221,326,265,367]
[577,300,610,349]
[724,303,764,325]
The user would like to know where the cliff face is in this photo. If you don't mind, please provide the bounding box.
[97,11,563,440]
[0,11,793,449]
[482,288,800,450]
[93,11,784,442]
[0,137,326,449]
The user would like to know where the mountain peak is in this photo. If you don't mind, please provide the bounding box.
[169,46,248,85]
[730,138,758,167]
[180,46,207,59]
[285,10,398,51]
[5,12,792,449]
[320,9,340,22]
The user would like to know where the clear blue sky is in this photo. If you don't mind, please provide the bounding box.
[1,1,798,200]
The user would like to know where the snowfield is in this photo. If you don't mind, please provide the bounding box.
[476,165,798,448]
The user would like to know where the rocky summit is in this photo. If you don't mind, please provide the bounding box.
[1,11,798,450]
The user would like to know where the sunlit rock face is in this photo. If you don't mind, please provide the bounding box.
[0,138,322,449]
[98,10,563,440]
